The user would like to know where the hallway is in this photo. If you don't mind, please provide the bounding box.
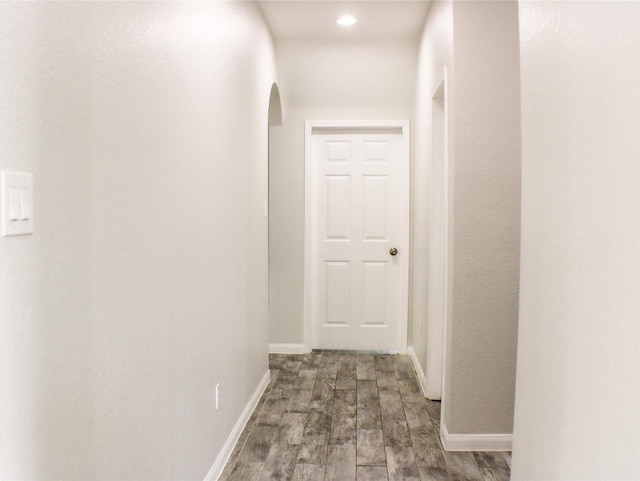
[221,353,511,481]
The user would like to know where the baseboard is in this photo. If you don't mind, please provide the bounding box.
[204,370,271,481]
[441,423,512,451]
[268,343,306,354]
[407,346,429,399]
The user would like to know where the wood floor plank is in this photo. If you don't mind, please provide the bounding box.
[295,369,319,390]
[357,398,382,430]
[479,468,511,481]
[224,460,264,481]
[296,441,328,465]
[398,379,424,403]
[356,357,377,380]
[333,389,357,416]
[376,370,399,391]
[302,353,323,369]
[379,391,412,446]
[357,380,379,402]
[472,452,510,470]
[385,446,421,481]
[292,464,326,481]
[304,410,333,437]
[287,389,314,413]
[356,429,386,466]
[268,384,293,400]
[313,379,336,403]
[259,444,298,481]
[497,452,511,468]
[278,413,308,444]
[330,413,357,445]
[378,391,405,419]
[425,400,441,430]
[282,360,302,374]
[412,437,449,481]
[337,355,358,389]
[443,451,484,481]
[374,355,395,371]
[269,354,286,369]
[240,425,280,462]
[404,402,436,438]
[381,416,413,447]
[357,466,389,481]
[318,355,339,380]
[393,356,415,381]
[325,444,356,481]
[257,398,288,426]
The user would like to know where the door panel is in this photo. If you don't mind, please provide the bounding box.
[325,176,351,239]
[363,175,388,240]
[362,261,388,326]
[325,261,350,326]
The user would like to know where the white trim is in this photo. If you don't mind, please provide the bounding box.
[268,343,306,354]
[407,346,428,399]
[204,370,271,481]
[306,119,410,130]
[304,120,411,354]
[440,423,513,452]
[303,121,314,353]
[398,121,411,355]
[433,65,452,423]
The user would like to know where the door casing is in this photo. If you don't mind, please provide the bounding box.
[303,120,411,353]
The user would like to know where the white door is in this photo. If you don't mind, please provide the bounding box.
[307,125,409,351]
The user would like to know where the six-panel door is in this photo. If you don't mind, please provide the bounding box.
[310,132,405,351]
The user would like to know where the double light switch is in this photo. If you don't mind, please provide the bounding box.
[1,171,33,237]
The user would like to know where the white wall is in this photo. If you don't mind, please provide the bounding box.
[512,1,640,478]
[275,39,417,111]
[269,39,416,346]
[0,2,276,479]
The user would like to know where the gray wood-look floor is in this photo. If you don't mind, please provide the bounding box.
[220,353,511,481]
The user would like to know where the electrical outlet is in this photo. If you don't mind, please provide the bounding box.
[215,383,220,410]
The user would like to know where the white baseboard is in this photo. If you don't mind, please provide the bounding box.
[441,423,512,451]
[407,346,429,399]
[204,370,271,481]
[268,343,306,354]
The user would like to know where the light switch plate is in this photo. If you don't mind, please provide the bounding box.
[1,171,33,237]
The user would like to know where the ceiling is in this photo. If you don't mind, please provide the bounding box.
[258,1,431,41]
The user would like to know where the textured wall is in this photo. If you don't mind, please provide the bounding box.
[0,2,276,479]
[268,39,416,346]
[412,0,520,435]
[444,0,521,434]
[512,2,640,478]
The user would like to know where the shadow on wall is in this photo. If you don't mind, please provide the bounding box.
[269,83,283,127]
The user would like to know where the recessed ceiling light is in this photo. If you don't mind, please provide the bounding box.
[337,15,357,26]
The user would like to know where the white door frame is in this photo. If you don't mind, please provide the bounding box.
[425,68,450,401]
[303,120,411,353]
